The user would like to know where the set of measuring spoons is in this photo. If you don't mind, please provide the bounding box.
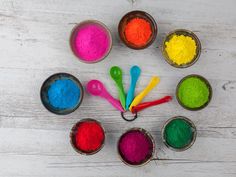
[86,66,172,121]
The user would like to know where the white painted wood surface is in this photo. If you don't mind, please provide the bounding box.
[0,0,236,176]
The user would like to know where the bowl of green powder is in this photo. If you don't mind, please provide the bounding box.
[176,74,212,110]
[40,73,84,115]
[162,116,197,151]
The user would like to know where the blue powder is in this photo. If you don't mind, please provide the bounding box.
[47,79,81,110]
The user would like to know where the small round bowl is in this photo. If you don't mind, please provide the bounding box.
[176,74,212,111]
[40,73,84,115]
[70,20,112,63]
[70,119,105,155]
[161,116,197,152]
[118,10,157,50]
[117,128,155,167]
[162,29,201,68]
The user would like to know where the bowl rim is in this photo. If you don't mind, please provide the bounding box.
[117,127,155,167]
[176,74,213,111]
[161,29,201,68]
[40,72,84,115]
[70,118,106,155]
[118,10,157,50]
[161,116,197,152]
[70,20,113,64]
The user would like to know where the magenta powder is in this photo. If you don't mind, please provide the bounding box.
[74,23,111,62]
[118,130,153,165]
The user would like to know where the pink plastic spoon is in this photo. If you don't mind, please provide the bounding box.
[86,80,124,112]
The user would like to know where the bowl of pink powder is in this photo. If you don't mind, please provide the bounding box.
[70,20,112,63]
[117,128,155,167]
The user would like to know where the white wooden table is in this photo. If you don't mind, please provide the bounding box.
[0,0,236,176]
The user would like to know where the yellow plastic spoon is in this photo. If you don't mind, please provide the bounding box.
[129,76,160,111]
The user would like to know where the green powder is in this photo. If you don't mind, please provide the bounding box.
[177,76,210,109]
[164,118,194,149]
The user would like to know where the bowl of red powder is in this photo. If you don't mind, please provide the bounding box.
[118,11,157,49]
[70,119,105,155]
[70,20,112,63]
[117,128,155,167]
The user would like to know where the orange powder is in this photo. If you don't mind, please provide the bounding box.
[124,18,152,47]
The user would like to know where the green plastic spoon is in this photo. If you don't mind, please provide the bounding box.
[110,66,126,110]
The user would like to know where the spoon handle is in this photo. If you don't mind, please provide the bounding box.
[129,76,160,111]
[117,81,126,110]
[131,96,172,113]
[101,89,124,112]
[126,66,141,110]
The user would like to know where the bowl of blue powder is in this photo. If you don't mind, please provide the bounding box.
[40,73,84,115]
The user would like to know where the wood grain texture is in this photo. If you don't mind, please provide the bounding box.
[0,0,236,176]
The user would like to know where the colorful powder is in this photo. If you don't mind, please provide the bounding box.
[74,121,105,153]
[124,18,152,47]
[74,23,111,62]
[177,76,210,109]
[164,118,194,149]
[118,130,153,165]
[47,79,81,110]
[165,34,197,65]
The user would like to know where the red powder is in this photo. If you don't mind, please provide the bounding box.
[75,121,105,153]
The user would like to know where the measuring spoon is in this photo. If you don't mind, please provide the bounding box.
[126,66,141,110]
[129,76,160,111]
[131,96,172,113]
[110,66,126,109]
[86,80,124,112]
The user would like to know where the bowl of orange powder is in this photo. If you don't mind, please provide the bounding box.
[118,11,157,49]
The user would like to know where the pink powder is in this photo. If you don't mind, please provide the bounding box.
[74,23,111,62]
[118,130,153,165]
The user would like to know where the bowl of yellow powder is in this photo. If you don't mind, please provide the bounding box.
[176,74,212,111]
[162,29,201,68]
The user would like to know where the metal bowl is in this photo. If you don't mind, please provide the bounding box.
[118,10,157,50]
[117,127,155,167]
[161,29,201,68]
[161,116,197,152]
[70,118,106,155]
[70,20,113,63]
[176,74,212,111]
[40,73,84,115]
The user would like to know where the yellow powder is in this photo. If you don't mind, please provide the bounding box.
[165,35,197,65]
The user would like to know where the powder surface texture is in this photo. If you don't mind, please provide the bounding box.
[124,18,152,47]
[119,130,153,164]
[165,34,197,65]
[75,121,105,153]
[75,24,110,61]
[47,79,81,110]
[177,77,210,108]
[164,118,194,149]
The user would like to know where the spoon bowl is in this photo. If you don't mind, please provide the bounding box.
[130,66,141,78]
[110,66,122,80]
[86,80,104,96]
